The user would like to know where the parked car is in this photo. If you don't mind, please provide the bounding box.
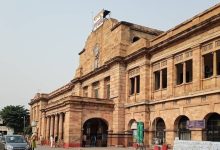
[0,135,30,150]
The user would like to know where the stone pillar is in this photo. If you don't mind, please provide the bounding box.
[41,113,46,139]
[192,45,202,91]
[50,115,54,136]
[166,129,175,146]
[191,129,203,141]
[148,131,154,147]
[46,116,50,140]
[183,62,186,84]
[167,56,174,97]
[54,114,58,137]
[99,79,105,98]
[59,113,64,140]
[64,111,82,148]
[213,51,217,76]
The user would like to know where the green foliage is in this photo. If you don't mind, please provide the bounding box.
[24,125,32,135]
[0,105,30,134]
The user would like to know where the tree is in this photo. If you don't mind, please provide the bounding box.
[0,105,30,134]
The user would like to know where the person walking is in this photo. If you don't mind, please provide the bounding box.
[91,135,96,147]
[50,135,54,148]
[82,134,86,147]
[39,135,43,145]
[31,133,37,150]
[54,135,58,147]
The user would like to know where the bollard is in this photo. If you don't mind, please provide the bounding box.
[162,144,168,150]
[154,145,160,150]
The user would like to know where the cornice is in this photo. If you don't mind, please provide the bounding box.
[151,3,220,43]
[125,89,220,108]
[44,96,114,111]
[29,82,74,105]
[124,47,148,62]
[149,13,220,53]
[71,56,124,84]
[111,21,163,36]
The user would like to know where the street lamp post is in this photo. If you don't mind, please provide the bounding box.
[22,116,25,134]
[23,116,25,133]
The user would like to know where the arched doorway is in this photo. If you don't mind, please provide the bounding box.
[203,113,220,141]
[82,118,108,147]
[128,119,137,146]
[174,116,191,140]
[153,118,166,145]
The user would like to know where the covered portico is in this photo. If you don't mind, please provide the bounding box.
[38,95,114,148]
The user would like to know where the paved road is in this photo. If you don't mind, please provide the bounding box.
[36,145,137,150]
[0,144,3,150]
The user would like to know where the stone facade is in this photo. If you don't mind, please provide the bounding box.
[29,4,220,148]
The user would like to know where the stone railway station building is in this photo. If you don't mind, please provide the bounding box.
[29,4,220,148]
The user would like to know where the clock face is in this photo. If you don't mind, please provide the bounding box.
[93,44,99,56]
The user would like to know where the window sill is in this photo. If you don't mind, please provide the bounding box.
[153,88,167,93]
[175,82,192,88]
[185,81,193,85]
[175,83,184,87]
[202,76,214,81]
[202,75,220,80]
[129,93,140,97]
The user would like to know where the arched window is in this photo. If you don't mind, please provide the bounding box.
[154,118,166,145]
[204,113,220,141]
[93,44,99,69]
[132,36,140,43]
[178,116,191,140]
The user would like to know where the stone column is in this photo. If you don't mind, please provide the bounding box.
[64,111,82,148]
[191,129,203,141]
[183,62,186,84]
[160,70,162,98]
[167,56,174,97]
[46,116,50,140]
[192,45,202,91]
[213,51,217,76]
[41,113,46,139]
[54,114,58,137]
[99,79,105,98]
[59,113,64,140]
[50,115,54,136]
[166,128,175,146]
[42,116,46,140]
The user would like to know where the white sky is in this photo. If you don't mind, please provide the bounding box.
[0,0,219,109]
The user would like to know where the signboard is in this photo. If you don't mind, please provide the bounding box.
[137,122,144,143]
[93,9,110,31]
[187,120,205,129]
[131,122,137,130]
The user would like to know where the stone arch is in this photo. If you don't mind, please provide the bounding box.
[128,119,137,130]
[82,117,109,128]
[82,118,108,147]
[152,117,166,145]
[203,112,220,120]
[174,115,191,140]
[127,119,137,146]
[132,36,140,43]
[152,117,166,130]
[203,112,220,141]
[174,115,190,130]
